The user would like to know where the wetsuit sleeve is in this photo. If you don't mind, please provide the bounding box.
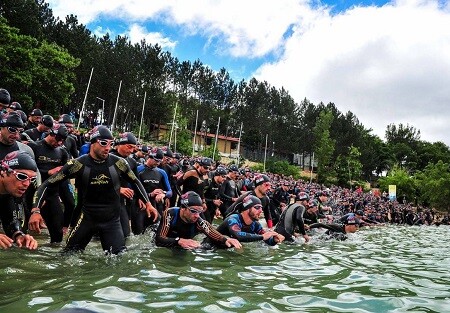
[117,158,150,203]
[157,168,173,198]
[225,215,264,242]
[196,218,228,244]
[155,209,179,247]
[219,180,234,202]
[33,159,82,208]
[294,206,307,235]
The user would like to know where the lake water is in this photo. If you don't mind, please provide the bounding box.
[1,225,449,313]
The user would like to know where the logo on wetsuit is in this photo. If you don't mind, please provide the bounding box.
[91,174,109,185]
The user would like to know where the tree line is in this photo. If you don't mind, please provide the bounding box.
[2,0,450,211]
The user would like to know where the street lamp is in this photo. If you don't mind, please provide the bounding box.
[96,97,105,125]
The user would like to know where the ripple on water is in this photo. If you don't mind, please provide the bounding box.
[62,300,140,313]
[93,286,145,303]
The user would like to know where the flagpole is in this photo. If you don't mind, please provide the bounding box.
[236,122,243,164]
[138,91,147,142]
[310,152,315,184]
[168,101,178,148]
[111,80,122,133]
[192,110,199,157]
[263,134,268,172]
[212,116,220,161]
[77,67,94,129]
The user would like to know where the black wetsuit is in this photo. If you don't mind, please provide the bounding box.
[274,203,307,242]
[135,164,170,234]
[155,207,227,248]
[110,149,138,238]
[0,195,27,241]
[214,213,277,246]
[203,176,222,223]
[218,177,239,216]
[309,222,348,240]
[33,154,150,254]
[28,139,69,243]
[22,128,46,141]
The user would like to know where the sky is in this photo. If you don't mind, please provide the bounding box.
[47,0,450,146]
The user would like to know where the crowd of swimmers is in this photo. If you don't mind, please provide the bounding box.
[0,87,449,254]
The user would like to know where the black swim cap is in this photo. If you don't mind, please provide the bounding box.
[214,166,228,176]
[228,164,239,173]
[9,102,22,110]
[242,195,262,210]
[0,89,11,105]
[1,151,37,172]
[148,147,164,161]
[180,191,203,207]
[115,132,137,145]
[254,174,270,186]
[296,191,309,202]
[48,123,68,139]
[90,125,113,143]
[41,115,54,128]
[58,114,73,124]
[30,109,43,116]
[0,112,25,128]
[198,157,212,167]
[161,146,173,157]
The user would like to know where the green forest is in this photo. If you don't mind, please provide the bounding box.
[1,0,450,211]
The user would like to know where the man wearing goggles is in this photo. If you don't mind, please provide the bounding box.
[0,151,38,250]
[210,195,284,247]
[27,123,70,244]
[156,191,241,250]
[29,126,158,255]
[110,132,139,238]
[0,111,35,160]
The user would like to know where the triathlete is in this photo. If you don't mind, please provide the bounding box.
[212,195,284,247]
[225,174,274,229]
[27,123,69,244]
[22,114,53,142]
[135,147,172,234]
[155,191,241,250]
[274,191,311,243]
[28,126,158,254]
[109,132,139,237]
[25,109,43,130]
[0,151,38,250]
[218,164,240,217]
[203,166,227,223]
[309,214,359,241]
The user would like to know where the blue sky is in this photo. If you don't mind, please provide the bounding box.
[47,0,450,146]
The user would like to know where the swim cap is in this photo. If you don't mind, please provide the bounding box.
[161,146,173,157]
[1,151,37,172]
[254,174,270,186]
[41,115,54,128]
[0,112,24,128]
[197,157,212,167]
[0,89,11,105]
[180,191,203,207]
[214,166,228,176]
[355,210,364,216]
[48,123,68,139]
[58,114,73,124]
[148,147,164,161]
[30,109,43,116]
[228,164,239,173]
[90,125,113,143]
[242,195,262,210]
[9,102,22,110]
[115,132,137,145]
[296,191,309,202]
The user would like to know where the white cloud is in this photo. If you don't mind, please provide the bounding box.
[127,24,177,49]
[254,1,450,145]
